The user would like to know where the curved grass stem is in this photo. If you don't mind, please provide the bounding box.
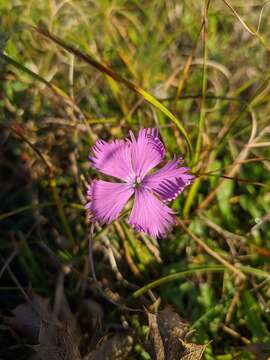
[132,264,270,298]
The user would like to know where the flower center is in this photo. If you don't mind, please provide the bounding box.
[132,176,141,188]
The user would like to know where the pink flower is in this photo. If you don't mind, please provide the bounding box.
[86,129,194,238]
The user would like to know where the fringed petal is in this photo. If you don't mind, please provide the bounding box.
[86,180,134,224]
[129,128,165,179]
[128,187,176,238]
[89,139,133,181]
[143,156,194,201]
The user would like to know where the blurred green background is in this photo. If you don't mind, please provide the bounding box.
[0,0,270,359]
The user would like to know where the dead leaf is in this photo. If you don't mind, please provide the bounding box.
[5,295,51,340]
[147,311,165,360]
[5,294,82,360]
[147,306,206,360]
[158,307,189,360]
[34,320,81,360]
[85,332,134,360]
[5,293,135,360]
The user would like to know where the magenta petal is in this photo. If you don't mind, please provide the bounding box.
[129,128,165,179]
[143,156,195,201]
[89,139,134,181]
[128,187,176,238]
[86,180,134,224]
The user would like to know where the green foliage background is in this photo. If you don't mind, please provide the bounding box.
[0,1,270,359]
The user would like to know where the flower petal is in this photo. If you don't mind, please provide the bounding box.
[86,180,134,224]
[89,139,134,181]
[128,187,176,238]
[129,128,165,179]
[143,156,195,201]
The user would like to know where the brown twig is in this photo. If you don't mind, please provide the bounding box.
[221,324,250,345]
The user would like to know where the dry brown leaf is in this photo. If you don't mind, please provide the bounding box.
[5,295,51,340]
[5,294,82,360]
[84,332,134,360]
[147,311,165,360]
[6,293,135,360]
[158,307,189,360]
[147,306,206,360]
[34,320,81,360]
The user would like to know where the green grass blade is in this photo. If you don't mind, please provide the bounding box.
[0,53,80,104]
[0,202,54,221]
[132,265,225,298]
[1,53,51,86]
